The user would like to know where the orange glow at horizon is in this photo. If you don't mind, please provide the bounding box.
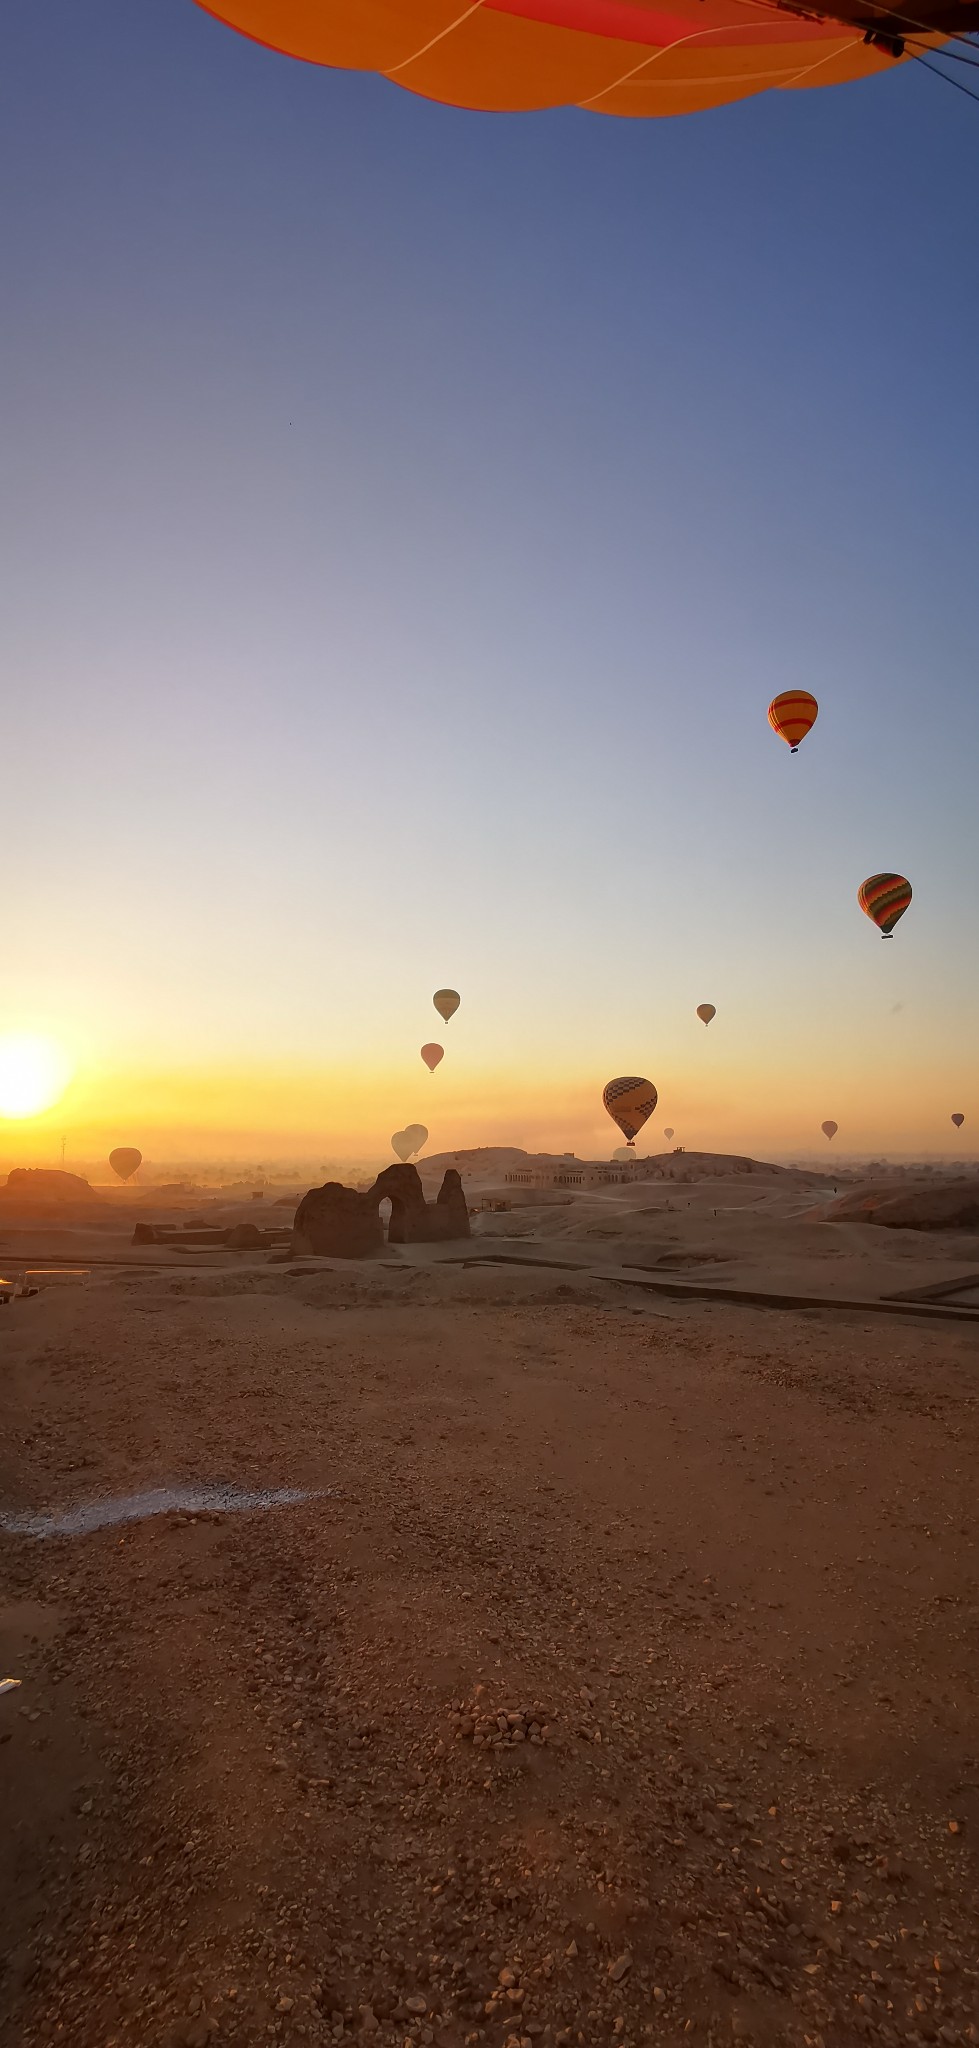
[0,1037,971,1172]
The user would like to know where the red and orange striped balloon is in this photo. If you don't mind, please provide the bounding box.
[857,873,912,938]
[190,1,928,119]
[767,691,818,753]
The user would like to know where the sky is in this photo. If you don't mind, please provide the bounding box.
[1,0,977,1170]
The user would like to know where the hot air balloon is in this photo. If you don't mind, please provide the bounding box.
[421,1043,444,1072]
[768,691,818,752]
[821,1121,838,1141]
[696,1004,716,1027]
[405,1122,429,1153]
[433,990,460,1024]
[612,1146,634,1163]
[663,1128,675,1143]
[951,1113,965,1130]
[603,1076,657,1147]
[391,1131,414,1162]
[109,1147,142,1182]
[192,0,932,119]
[858,873,912,938]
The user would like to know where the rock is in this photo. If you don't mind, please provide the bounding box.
[0,1168,100,1208]
[608,1956,632,1983]
[292,1164,470,1258]
[277,1995,295,2014]
[292,1182,385,1259]
[224,1222,266,1248]
[370,1165,471,1245]
[183,2024,212,2048]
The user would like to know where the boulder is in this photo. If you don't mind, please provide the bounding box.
[292,1182,384,1259]
[225,1222,267,1249]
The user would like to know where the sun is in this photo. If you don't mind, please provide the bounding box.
[0,1036,72,1119]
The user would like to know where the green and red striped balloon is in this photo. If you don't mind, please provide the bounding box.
[857,873,912,938]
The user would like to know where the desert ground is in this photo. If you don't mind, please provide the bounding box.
[2,1159,978,2048]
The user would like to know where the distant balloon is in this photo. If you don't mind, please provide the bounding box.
[602,1076,657,1146]
[405,1123,428,1152]
[768,691,818,753]
[612,1146,634,1163]
[951,1113,965,1130]
[696,1003,716,1027]
[663,1128,675,1143]
[109,1147,142,1182]
[821,1121,838,1141]
[433,989,460,1024]
[421,1044,444,1072]
[858,873,912,938]
[391,1130,414,1162]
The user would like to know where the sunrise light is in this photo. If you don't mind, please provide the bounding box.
[0,1034,72,1119]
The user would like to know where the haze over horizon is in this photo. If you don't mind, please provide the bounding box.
[2,0,976,1170]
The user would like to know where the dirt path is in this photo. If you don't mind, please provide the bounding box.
[1,1271,977,2048]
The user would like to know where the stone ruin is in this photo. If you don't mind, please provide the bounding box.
[292,1163,470,1260]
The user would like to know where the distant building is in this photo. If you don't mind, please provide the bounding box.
[504,1159,638,1190]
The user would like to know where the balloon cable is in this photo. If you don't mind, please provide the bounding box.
[765,0,979,60]
[905,33,979,62]
[912,49,979,94]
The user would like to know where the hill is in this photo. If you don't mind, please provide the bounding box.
[0,1169,102,1207]
[821,1179,979,1231]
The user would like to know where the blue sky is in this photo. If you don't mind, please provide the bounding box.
[1,0,976,1161]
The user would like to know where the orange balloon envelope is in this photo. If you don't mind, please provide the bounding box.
[857,873,912,938]
[602,1076,657,1145]
[768,691,818,753]
[191,1,934,119]
[663,1127,674,1142]
[821,1120,838,1141]
[951,1113,965,1130]
[421,1043,444,1071]
[696,1003,716,1027]
[433,989,460,1024]
[109,1147,142,1181]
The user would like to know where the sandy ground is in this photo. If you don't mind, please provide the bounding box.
[2,1221,978,2048]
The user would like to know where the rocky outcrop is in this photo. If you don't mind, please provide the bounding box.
[0,1169,101,1206]
[291,1183,385,1260]
[369,1164,471,1245]
[290,1165,470,1258]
